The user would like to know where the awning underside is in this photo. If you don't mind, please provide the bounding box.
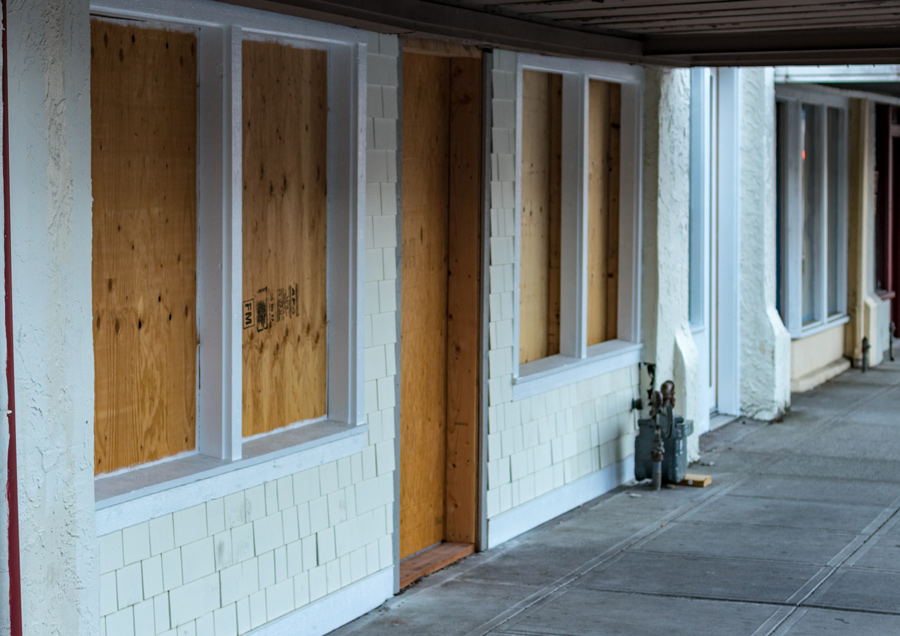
[233,0,900,66]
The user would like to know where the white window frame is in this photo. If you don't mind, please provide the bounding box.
[689,68,742,419]
[775,84,850,339]
[689,68,716,332]
[512,54,642,400]
[92,0,366,509]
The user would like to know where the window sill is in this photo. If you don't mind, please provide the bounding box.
[877,289,895,301]
[95,420,367,535]
[794,314,850,340]
[512,341,642,401]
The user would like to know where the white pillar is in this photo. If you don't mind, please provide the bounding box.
[738,68,791,419]
[641,67,701,456]
[7,0,97,633]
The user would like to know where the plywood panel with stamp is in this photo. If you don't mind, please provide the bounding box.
[242,40,328,437]
[401,52,451,559]
[445,56,482,545]
[520,70,562,364]
[91,20,198,474]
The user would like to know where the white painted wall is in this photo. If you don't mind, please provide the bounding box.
[484,50,641,547]
[95,32,400,636]
[7,0,98,634]
[791,323,847,384]
[640,67,700,458]
[738,68,791,419]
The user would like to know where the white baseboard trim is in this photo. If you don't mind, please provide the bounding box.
[251,568,392,636]
[487,455,635,549]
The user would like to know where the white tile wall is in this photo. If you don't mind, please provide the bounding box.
[98,33,400,636]
[484,50,640,526]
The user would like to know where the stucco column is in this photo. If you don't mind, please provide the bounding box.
[739,68,791,419]
[640,67,700,457]
[8,0,97,634]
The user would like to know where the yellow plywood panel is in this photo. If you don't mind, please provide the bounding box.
[607,83,621,341]
[401,52,451,559]
[587,80,621,346]
[403,36,482,59]
[91,20,198,475]
[587,80,610,347]
[242,40,328,437]
[520,70,562,364]
[548,74,563,357]
[445,56,482,545]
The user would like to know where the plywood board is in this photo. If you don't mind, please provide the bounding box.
[242,40,328,437]
[587,80,621,346]
[400,52,451,559]
[520,70,562,364]
[445,57,482,545]
[548,74,563,357]
[607,83,621,342]
[399,542,475,589]
[587,79,610,347]
[679,474,712,487]
[403,36,482,58]
[91,20,198,474]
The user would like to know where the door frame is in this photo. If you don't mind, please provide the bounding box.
[392,43,489,593]
[690,67,741,434]
[477,51,492,553]
[716,68,742,418]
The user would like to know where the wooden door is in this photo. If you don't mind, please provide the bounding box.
[400,50,482,560]
[401,52,450,558]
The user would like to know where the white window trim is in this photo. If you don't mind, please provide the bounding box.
[511,54,642,400]
[689,68,715,332]
[688,67,742,419]
[715,68,742,417]
[92,0,367,508]
[775,84,850,340]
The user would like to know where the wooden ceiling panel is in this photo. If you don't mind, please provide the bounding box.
[570,2,900,23]
[231,0,900,65]
[465,0,900,30]
[539,0,896,20]
[587,8,900,32]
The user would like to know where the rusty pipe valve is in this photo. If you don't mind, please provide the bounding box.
[650,424,664,491]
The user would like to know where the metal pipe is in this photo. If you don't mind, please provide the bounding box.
[862,336,870,373]
[650,422,664,491]
[890,322,895,362]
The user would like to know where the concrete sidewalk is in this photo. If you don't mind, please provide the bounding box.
[331,361,900,636]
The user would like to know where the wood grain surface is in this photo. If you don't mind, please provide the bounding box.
[91,20,198,474]
[400,52,451,559]
[445,56,481,544]
[519,70,562,364]
[587,79,610,346]
[242,40,328,437]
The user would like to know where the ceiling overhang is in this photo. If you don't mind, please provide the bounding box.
[226,0,900,67]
